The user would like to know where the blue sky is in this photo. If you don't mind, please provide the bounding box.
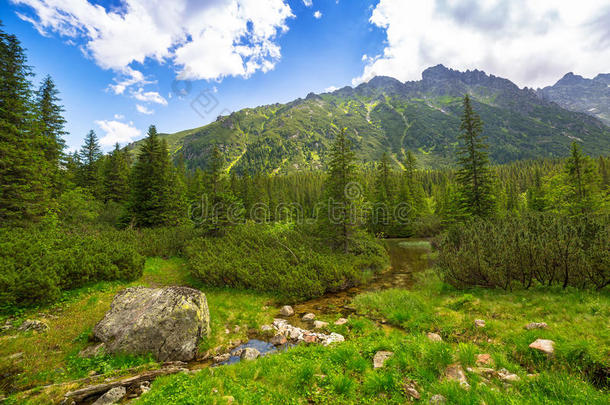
[3,0,609,152]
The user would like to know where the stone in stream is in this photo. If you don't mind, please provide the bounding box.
[213,353,231,363]
[334,318,348,325]
[302,313,316,321]
[92,386,126,405]
[279,306,294,316]
[525,322,548,330]
[372,351,394,368]
[313,320,328,329]
[240,347,260,360]
[93,286,210,362]
[271,334,287,346]
[529,339,554,355]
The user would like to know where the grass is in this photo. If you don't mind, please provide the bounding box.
[0,257,275,403]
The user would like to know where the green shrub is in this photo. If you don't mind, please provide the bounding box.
[0,226,144,311]
[185,222,388,300]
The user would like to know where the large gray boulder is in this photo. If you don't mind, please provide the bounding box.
[93,287,210,362]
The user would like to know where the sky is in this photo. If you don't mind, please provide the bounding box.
[2,0,609,152]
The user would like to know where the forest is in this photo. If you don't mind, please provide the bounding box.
[1,23,609,405]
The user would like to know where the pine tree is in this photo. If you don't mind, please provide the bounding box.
[78,130,102,195]
[562,142,600,215]
[372,152,393,234]
[102,143,131,203]
[456,95,495,218]
[34,75,65,168]
[0,25,50,223]
[323,127,359,253]
[402,150,425,215]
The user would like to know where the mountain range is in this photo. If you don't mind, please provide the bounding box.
[127,65,610,173]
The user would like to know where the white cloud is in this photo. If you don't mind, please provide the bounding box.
[136,104,154,115]
[131,88,168,106]
[113,113,124,120]
[303,0,313,7]
[13,0,294,85]
[95,120,142,146]
[324,85,339,92]
[313,10,322,19]
[355,0,610,88]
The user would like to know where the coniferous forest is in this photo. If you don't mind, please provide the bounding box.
[0,22,609,405]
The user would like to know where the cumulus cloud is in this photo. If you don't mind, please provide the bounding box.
[313,10,322,19]
[95,120,142,146]
[131,88,168,105]
[324,85,339,92]
[113,113,124,120]
[355,0,610,88]
[303,0,313,7]
[136,104,154,115]
[12,0,294,87]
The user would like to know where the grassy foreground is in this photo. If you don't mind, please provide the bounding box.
[1,259,608,404]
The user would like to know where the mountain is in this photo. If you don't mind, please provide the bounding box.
[128,65,610,174]
[537,72,610,125]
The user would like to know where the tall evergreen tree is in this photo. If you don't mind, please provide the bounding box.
[34,75,65,167]
[102,143,131,203]
[78,130,102,194]
[561,142,600,215]
[372,152,393,233]
[323,127,359,253]
[0,25,49,223]
[456,95,495,218]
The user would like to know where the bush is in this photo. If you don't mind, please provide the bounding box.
[185,222,388,300]
[0,226,144,310]
[435,213,609,290]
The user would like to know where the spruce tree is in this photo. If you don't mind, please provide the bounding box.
[0,25,49,223]
[78,130,102,195]
[456,95,494,218]
[102,143,131,203]
[35,75,66,167]
[323,127,358,253]
[563,142,600,215]
[372,152,393,234]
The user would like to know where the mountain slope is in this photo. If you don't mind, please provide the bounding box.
[129,65,610,173]
[537,72,610,125]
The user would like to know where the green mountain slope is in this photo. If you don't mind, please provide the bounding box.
[128,65,610,173]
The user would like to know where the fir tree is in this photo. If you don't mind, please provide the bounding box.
[323,127,359,253]
[34,75,66,168]
[0,25,49,223]
[372,152,393,234]
[78,130,102,194]
[102,143,131,203]
[456,95,495,218]
[562,142,600,215]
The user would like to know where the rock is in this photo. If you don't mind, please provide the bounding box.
[92,386,126,405]
[313,321,329,329]
[334,318,348,325]
[466,367,496,379]
[213,353,230,363]
[139,381,151,394]
[303,334,318,343]
[373,351,394,368]
[529,339,555,355]
[525,322,548,330]
[88,370,97,377]
[271,334,287,346]
[79,343,106,358]
[222,396,235,403]
[476,353,493,365]
[444,364,470,389]
[260,324,273,331]
[289,328,302,340]
[18,320,48,333]
[474,319,486,328]
[302,313,316,321]
[429,394,446,404]
[93,286,210,362]
[240,348,260,361]
[403,382,420,400]
[427,332,442,342]
[497,368,520,383]
[322,332,344,346]
[279,306,294,316]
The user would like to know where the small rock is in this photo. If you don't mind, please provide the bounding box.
[444,364,470,389]
[525,322,548,330]
[427,332,442,342]
[497,368,520,383]
[18,320,49,333]
[529,339,554,355]
[224,328,230,334]
[373,351,394,368]
[429,394,446,404]
[92,386,126,405]
[79,343,105,358]
[474,319,486,328]
[279,306,294,316]
[240,347,260,361]
[213,353,230,363]
[467,367,496,378]
[302,313,316,321]
[403,382,420,400]
[139,381,151,394]
[304,334,318,343]
[476,353,493,365]
[289,328,302,340]
[271,334,287,346]
[88,370,97,377]
[313,320,328,329]
[260,324,273,331]
[222,395,235,403]
[322,332,344,346]
[334,318,348,325]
